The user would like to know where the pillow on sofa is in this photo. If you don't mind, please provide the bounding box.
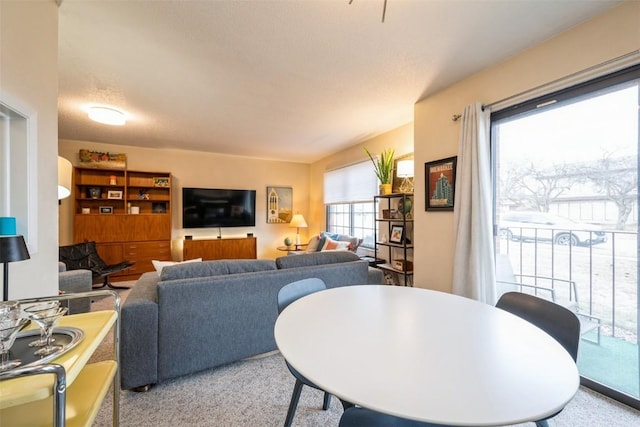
[306,232,361,252]
[276,251,360,269]
[321,236,351,251]
[152,258,202,276]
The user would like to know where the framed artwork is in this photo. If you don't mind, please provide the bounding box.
[79,149,126,169]
[266,186,293,223]
[107,190,123,199]
[153,177,170,187]
[99,206,113,214]
[389,225,404,244]
[425,156,457,211]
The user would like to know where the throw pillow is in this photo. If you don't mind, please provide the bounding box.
[152,258,202,276]
[321,237,350,251]
[306,234,321,252]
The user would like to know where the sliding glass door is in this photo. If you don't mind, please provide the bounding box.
[491,65,639,408]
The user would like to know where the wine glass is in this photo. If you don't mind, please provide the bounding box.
[24,305,68,356]
[22,301,60,347]
[0,300,20,320]
[0,317,29,371]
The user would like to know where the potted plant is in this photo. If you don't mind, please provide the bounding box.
[364,147,395,195]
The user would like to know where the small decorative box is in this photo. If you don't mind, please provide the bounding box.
[392,259,413,272]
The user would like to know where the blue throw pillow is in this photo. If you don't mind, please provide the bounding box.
[321,231,341,240]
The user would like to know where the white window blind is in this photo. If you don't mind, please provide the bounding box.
[324,161,377,204]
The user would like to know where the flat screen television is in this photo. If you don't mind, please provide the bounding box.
[182,187,256,228]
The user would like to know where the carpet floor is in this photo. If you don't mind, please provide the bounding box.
[90,285,640,426]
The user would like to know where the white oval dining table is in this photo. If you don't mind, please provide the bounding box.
[274,285,579,426]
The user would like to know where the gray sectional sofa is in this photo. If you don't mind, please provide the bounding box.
[120,251,382,390]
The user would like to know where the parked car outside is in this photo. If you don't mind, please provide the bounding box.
[498,211,607,246]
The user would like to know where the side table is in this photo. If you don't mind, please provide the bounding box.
[277,244,308,252]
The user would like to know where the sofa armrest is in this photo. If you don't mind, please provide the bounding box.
[58,269,92,314]
[367,266,384,285]
[120,273,159,390]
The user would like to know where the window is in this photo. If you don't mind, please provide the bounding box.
[324,161,377,248]
[326,202,376,248]
[492,64,639,408]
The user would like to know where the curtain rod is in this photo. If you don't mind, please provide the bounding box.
[452,49,640,122]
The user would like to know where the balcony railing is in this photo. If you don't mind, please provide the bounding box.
[497,227,639,400]
[498,227,637,339]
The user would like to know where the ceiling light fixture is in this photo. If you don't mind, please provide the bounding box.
[349,0,388,23]
[87,106,127,126]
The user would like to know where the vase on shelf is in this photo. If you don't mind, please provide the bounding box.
[379,184,392,195]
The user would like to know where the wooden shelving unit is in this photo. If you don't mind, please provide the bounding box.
[73,167,172,281]
[374,193,414,286]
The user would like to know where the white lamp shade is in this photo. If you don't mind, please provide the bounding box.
[58,156,72,200]
[396,160,414,178]
[289,214,308,228]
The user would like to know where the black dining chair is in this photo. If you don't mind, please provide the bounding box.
[277,278,333,427]
[339,407,446,426]
[496,291,581,427]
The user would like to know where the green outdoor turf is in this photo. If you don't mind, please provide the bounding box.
[578,333,639,397]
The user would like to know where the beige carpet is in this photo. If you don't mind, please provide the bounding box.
[89,286,640,426]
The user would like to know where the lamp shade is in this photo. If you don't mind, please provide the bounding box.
[58,156,72,200]
[289,214,308,228]
[0,217,17,236]
[396,160,414,178]
[0,235,30,263]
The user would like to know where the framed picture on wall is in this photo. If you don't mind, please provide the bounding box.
[425,156,457,211]
[266,186,292,224]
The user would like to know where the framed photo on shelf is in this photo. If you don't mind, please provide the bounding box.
[425,156,457,211]
[389,225,404,244]
[153,177,170,187]
[107,190,123,199]
[99,206,113,214]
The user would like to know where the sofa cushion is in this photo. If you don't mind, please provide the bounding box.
[276,251,360,269]
[160,259,277,281]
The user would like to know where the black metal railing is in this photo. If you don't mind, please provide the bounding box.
[497,227,637,342]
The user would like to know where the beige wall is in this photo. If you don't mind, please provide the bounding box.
[59,139,309,260]
[413,2,640,293]
[1,1,59,299]
[309,122,414,241]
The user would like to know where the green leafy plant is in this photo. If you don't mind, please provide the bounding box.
[364,147,395,184]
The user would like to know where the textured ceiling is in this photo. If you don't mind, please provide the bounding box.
[57,0,620,163]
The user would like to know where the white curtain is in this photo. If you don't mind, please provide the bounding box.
[451,102,496,304]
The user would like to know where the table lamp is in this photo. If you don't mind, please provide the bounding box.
[58,156,72,200]
[289,213,308,246]
[0,235,30,301]
[396,160,414,193]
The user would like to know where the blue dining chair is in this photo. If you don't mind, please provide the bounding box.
[496,291,581,427]
[277,278,332,427]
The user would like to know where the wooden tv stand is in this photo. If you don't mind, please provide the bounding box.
[183,237,257,260]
